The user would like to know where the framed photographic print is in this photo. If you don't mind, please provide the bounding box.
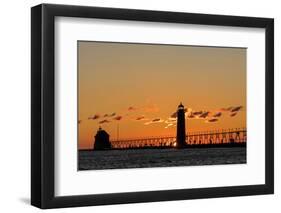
[31,3,274,209]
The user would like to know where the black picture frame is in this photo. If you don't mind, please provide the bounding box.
[31,3,274,209]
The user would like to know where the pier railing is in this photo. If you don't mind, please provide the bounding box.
[111,128,246,149]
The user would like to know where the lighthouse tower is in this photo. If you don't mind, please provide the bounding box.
[176,102,187,148]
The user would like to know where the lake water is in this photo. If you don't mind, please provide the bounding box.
[78,147,246,170]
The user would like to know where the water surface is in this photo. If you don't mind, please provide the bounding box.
[78,147,246,170]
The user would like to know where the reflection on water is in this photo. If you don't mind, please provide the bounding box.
[78,147,246,170]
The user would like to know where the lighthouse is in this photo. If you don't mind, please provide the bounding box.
[176,102,187,148]
[93,127,112,150]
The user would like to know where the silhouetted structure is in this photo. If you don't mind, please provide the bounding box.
[93,127,112,150]
[176,102,187,148]
[111,128,246,149]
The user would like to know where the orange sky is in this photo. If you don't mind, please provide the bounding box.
[78,41,246,149]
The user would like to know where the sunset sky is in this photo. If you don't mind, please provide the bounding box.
[78,41,246,150]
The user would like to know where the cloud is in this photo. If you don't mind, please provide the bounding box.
[128,106,137,111]
[231,106,243,112]
[88,114,100,120]
[165,118,177,124]
[199,111,210,118]
[152,118,161,122]
[187,113,195,118]
[113,116,122,121]
[220,105,242,117]
[185,108,193,113]
[109,112,116,117]
[136,116,149,121]
[185,110,210,120]
[205,118,219,123]
[164,123,175,129]
[220,107,233,112]
[99,119,110,124]
[165,105,242,125]
[136,116,145,120]
[170,108,206,120]
[213,112,222,117]
[144,118,164,125]
[221,106,243,112]
[170,111,177,118]
[193,111,203,115]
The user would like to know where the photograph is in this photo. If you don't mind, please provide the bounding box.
[78,41,247,170]
[30,3,274,209]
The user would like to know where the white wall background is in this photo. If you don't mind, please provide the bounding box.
[0,0,279,212]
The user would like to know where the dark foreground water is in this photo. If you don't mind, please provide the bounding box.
[78,147,246,170]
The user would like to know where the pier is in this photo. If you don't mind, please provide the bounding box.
[111,127,246,149]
